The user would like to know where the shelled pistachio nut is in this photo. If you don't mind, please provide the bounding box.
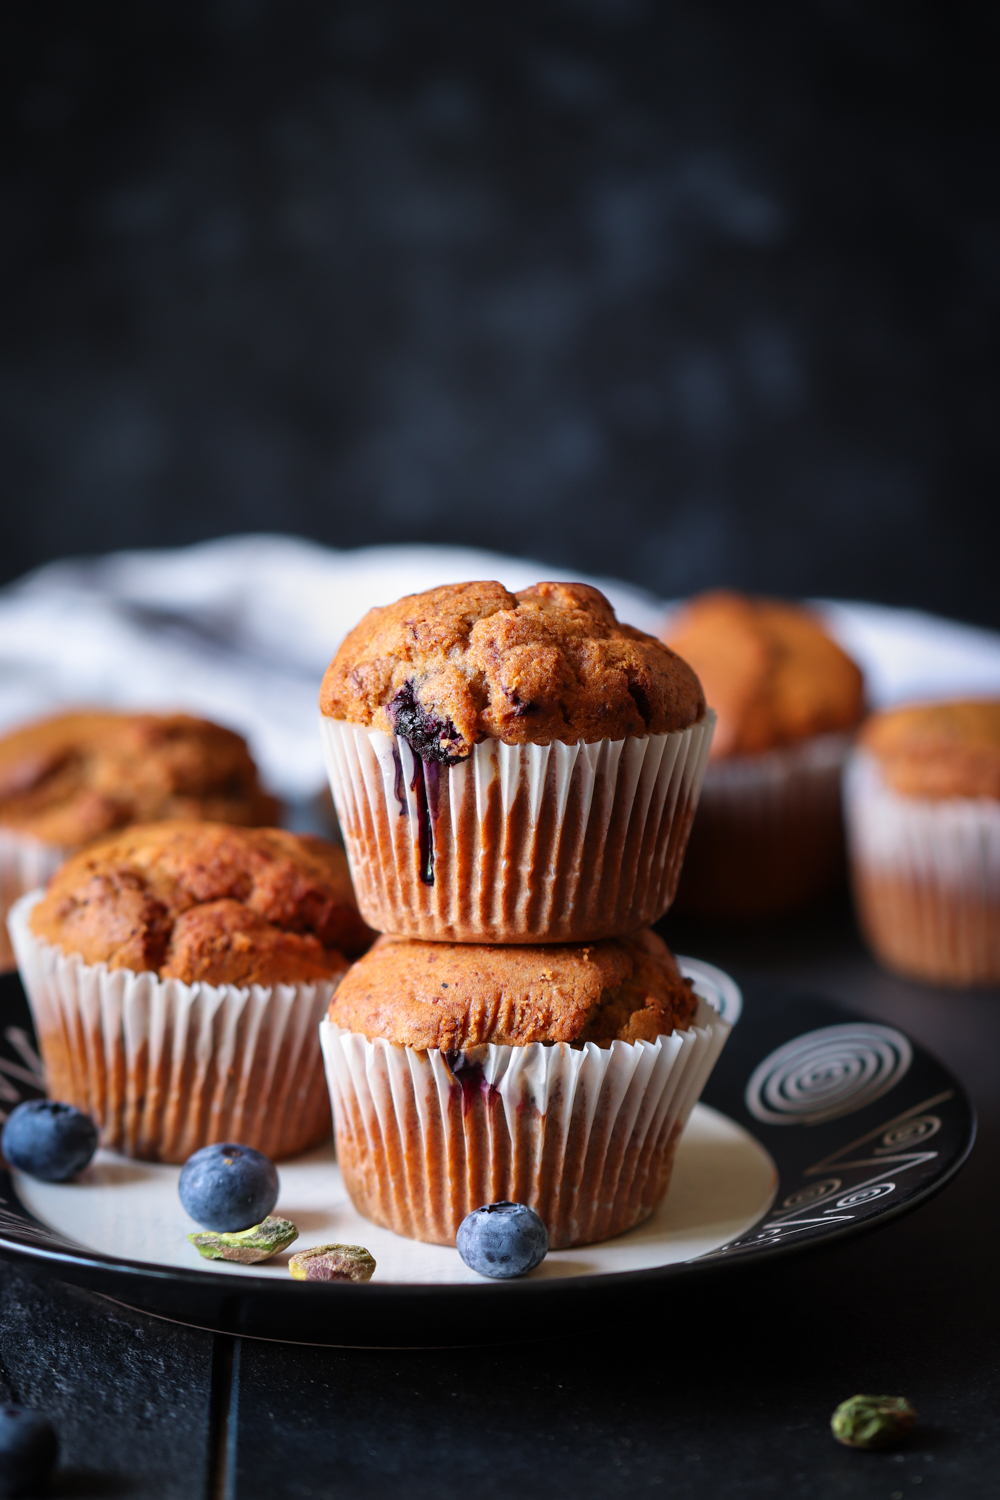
[831,1395,916,1449]
[288,1243,376,1282]
[188,1216,298,1265]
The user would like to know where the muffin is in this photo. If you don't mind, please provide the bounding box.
[7,822,373,1162]
[320,580,713,943]
[321,929,731,1247]
[661,591,866,920]
[0,710,279,969]
[845,700,1000,985]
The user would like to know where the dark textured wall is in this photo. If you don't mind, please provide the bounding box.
[2,2,998,623]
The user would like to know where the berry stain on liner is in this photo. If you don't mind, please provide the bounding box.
[388,681,462,887]
[445,1052,502,1117]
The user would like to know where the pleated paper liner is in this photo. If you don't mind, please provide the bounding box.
[320,713,715,943]
[0,831,67,972]
[7,891,341,1163]
[845,751,1000,985]
[672,730,853,921]
[320,993,731,1249]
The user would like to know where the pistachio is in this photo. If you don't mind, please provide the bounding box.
[288,1243,376,1282]
[188,1216,298,1265]
[831,1395,916,1449]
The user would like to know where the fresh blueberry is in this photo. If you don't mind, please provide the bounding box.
[178,1142,279,1232]
[1,1100,98,1182]
[456,1201,549,1279]
[0,1406,58,1497]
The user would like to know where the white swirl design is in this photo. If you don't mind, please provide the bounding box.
[834,1183,896,1208]
[876,1116,940,1151]
[782,1179,841,1210]
[678,957,743,1027]
[745,1024,913,1126]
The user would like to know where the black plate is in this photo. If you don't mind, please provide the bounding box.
[0,969,975,1346]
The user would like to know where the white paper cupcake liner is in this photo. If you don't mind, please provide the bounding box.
[320,979,732,1249]
[320,713,715,943]
[0,831,67,971]
[844,750,1000,984]
[673,731,853,920]
[7,891,342,1162]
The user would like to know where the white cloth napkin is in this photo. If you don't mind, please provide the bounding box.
[1,533,998,800]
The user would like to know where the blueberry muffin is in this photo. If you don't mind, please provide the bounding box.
[0,709,279,969]
[321,928,730,1247]
[662,591,866,920]
[320,580,713,942]
[846,700,1000,984]
[10,822,373,1162]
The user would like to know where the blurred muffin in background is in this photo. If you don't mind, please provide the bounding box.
[845,700,1000,985]
[8,821,373,1161]
[661,591,866,921]
[0,710,279,968]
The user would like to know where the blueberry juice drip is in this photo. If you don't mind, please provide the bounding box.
[446,1053,499,1116]
[392,745,407,816]
[387,680,462,889]
[390,741,442,885]
[409,754,438,886]
[390,743,435,885]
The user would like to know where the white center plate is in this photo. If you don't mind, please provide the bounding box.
[14,1103,777,1284]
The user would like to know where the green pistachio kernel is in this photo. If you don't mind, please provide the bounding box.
[831,1395,916,1449]
[288,1243,376,1283]
[188,1216,298,1265]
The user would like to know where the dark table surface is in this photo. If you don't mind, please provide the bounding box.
[2,894,998,1499]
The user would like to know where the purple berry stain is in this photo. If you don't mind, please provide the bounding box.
[388,681,464,886]
[446,1053,500,1117]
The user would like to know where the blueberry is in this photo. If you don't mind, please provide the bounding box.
[0,1406,58,1497]
[1,1100,98,1182]
[456,1201,549,1279]
[178,1142,279,1232]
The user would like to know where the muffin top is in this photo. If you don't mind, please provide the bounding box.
[0,710,279,847]
[860,699,1000,800]
[29,821,374,986]
[662,591,865,758]
[328,928,699,1049]
[320,580,705,761]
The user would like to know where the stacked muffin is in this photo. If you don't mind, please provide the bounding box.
[317,580,731,1248]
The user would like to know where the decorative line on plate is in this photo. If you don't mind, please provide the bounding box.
[709,1090,954,1258]
[0,1023,46,1120]
[829,1182,896,1210]
[745,1024,913,1126]
[0,1198,74,1248]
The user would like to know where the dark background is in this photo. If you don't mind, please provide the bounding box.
[2,1,998,625]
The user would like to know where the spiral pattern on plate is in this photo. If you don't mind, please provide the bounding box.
[745,1024,913,1126]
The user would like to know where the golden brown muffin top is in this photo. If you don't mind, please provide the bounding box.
[29,821,374,986]
[662,591,865,758]
[328,929,698,1050]
[0,710,280,847]
[320,580,705,761]
[860,699,1000,800]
